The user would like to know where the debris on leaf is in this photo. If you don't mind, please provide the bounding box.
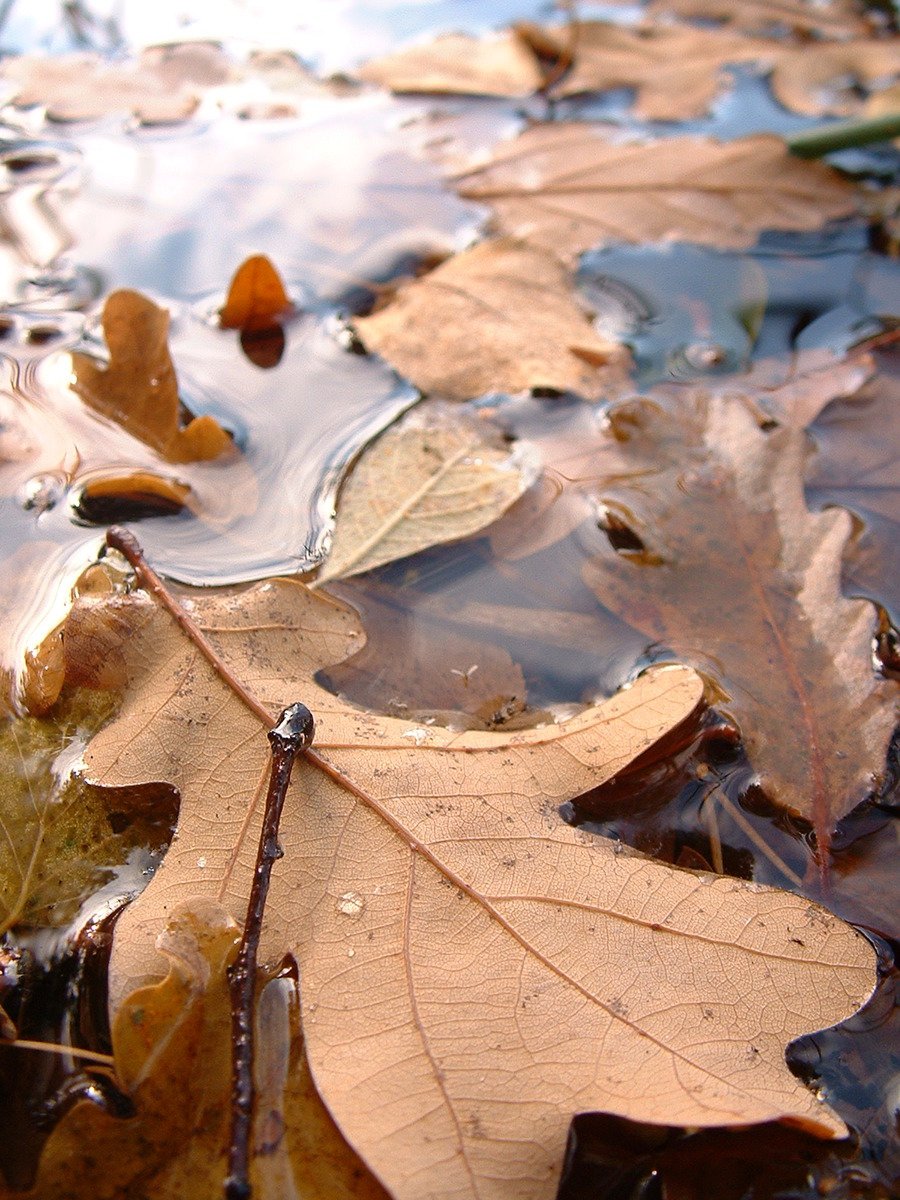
[218,254,293,332]
[317,401,534,582]
[71,290,234,464]
[453,128,859,256]
[354,239,630,399]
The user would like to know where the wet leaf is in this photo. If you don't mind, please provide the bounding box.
[219,254,293,332]
[57,578,876,1200]
[358,30,545,96]
[317,402,534,582]
[543,22,773,118]
[0,44,231,124]
[454,129,858,257]
[354,239,629,399]
[579,388,898,851]
[539,21,897,119]
[22,898,388,1200]
[71,290,234,464]
[645,0,876,39]
[0,690,166,934]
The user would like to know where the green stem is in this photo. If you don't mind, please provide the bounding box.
[786,112,900,158]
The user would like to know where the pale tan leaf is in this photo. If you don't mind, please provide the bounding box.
[317,402,533,581]
[770,40,900,117]
[355,239,629,399]
[545,22,774,118]
[645,0,876,39]
[58,579,876,1200]
[454,128,859,257]
[579,389,898,848]
[358,30,544,97]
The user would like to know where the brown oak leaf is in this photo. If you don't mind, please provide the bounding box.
[358,30,545,96]
[56,574,876,1199]
[645,0,876,39]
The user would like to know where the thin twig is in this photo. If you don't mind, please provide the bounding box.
[224,703,314,1200]
[0,1037,115,1066]
[105,527,273,727]
[708,784,803,888]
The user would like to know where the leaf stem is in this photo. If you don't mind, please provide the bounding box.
[224,703,315,1200]
[786,112,900,159]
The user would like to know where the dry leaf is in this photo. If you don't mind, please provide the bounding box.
[57,578,876,1199]
[219,254,293,331]
[358,30,545,97]
[645,0,875,39]
[579,389,897,849]
[355,239,629,399]
[318,403,533,581]
[24,898,388,1200]
[71,290,234,464]
[454,128,858,257]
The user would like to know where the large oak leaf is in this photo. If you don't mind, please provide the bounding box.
[61,575,876,1199]
[579,389,897,849]
[454,128,858,256]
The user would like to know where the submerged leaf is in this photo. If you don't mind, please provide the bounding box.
[23,899,388,1200]
[454,128,859,256]
[219,254,293,332]
[355,239,629,399]
[358,30,545,96]
[579,389,897,849]
[55,578,875,1199]
[318,402,533,581]
[71,290,233,464]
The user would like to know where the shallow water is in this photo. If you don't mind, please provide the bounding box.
[0,2,897,1196]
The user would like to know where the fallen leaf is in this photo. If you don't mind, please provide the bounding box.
[544,22,773,118]
[23,898,388,1200]
[58,576,876,1199]
[358,30,545,96]
[355,239,629,399]
[454,128,858,257]
[317,402,534,581]
[645,0,876,39]
[219,254,293,332]
[769,40,900,118]
[71,290,234,464]
[747,351,873,429]
[579,388,897,849]
[0,689,169,934]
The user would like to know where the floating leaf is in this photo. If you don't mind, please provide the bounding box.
[358,30,545,96]
[54,577,875,1199]
[71,290,233,464]
[219,254,293,332]
[317,402,533,582]
[769,40,900,118]
[355,239,629,399]
[454,128,859,256]
[645,0,875,39]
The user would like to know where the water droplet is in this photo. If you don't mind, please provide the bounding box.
[401,727,428,746]
[347,948,355,958]
[336,890,364,918]
[197,857,207,869]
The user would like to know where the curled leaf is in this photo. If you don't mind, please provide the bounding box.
[71,290,233,464]
[219,254,293,332]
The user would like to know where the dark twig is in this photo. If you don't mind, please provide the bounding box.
[102,527,316,1199]
[224,703,315,1200]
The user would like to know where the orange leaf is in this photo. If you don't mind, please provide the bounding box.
[219,254,293,332]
